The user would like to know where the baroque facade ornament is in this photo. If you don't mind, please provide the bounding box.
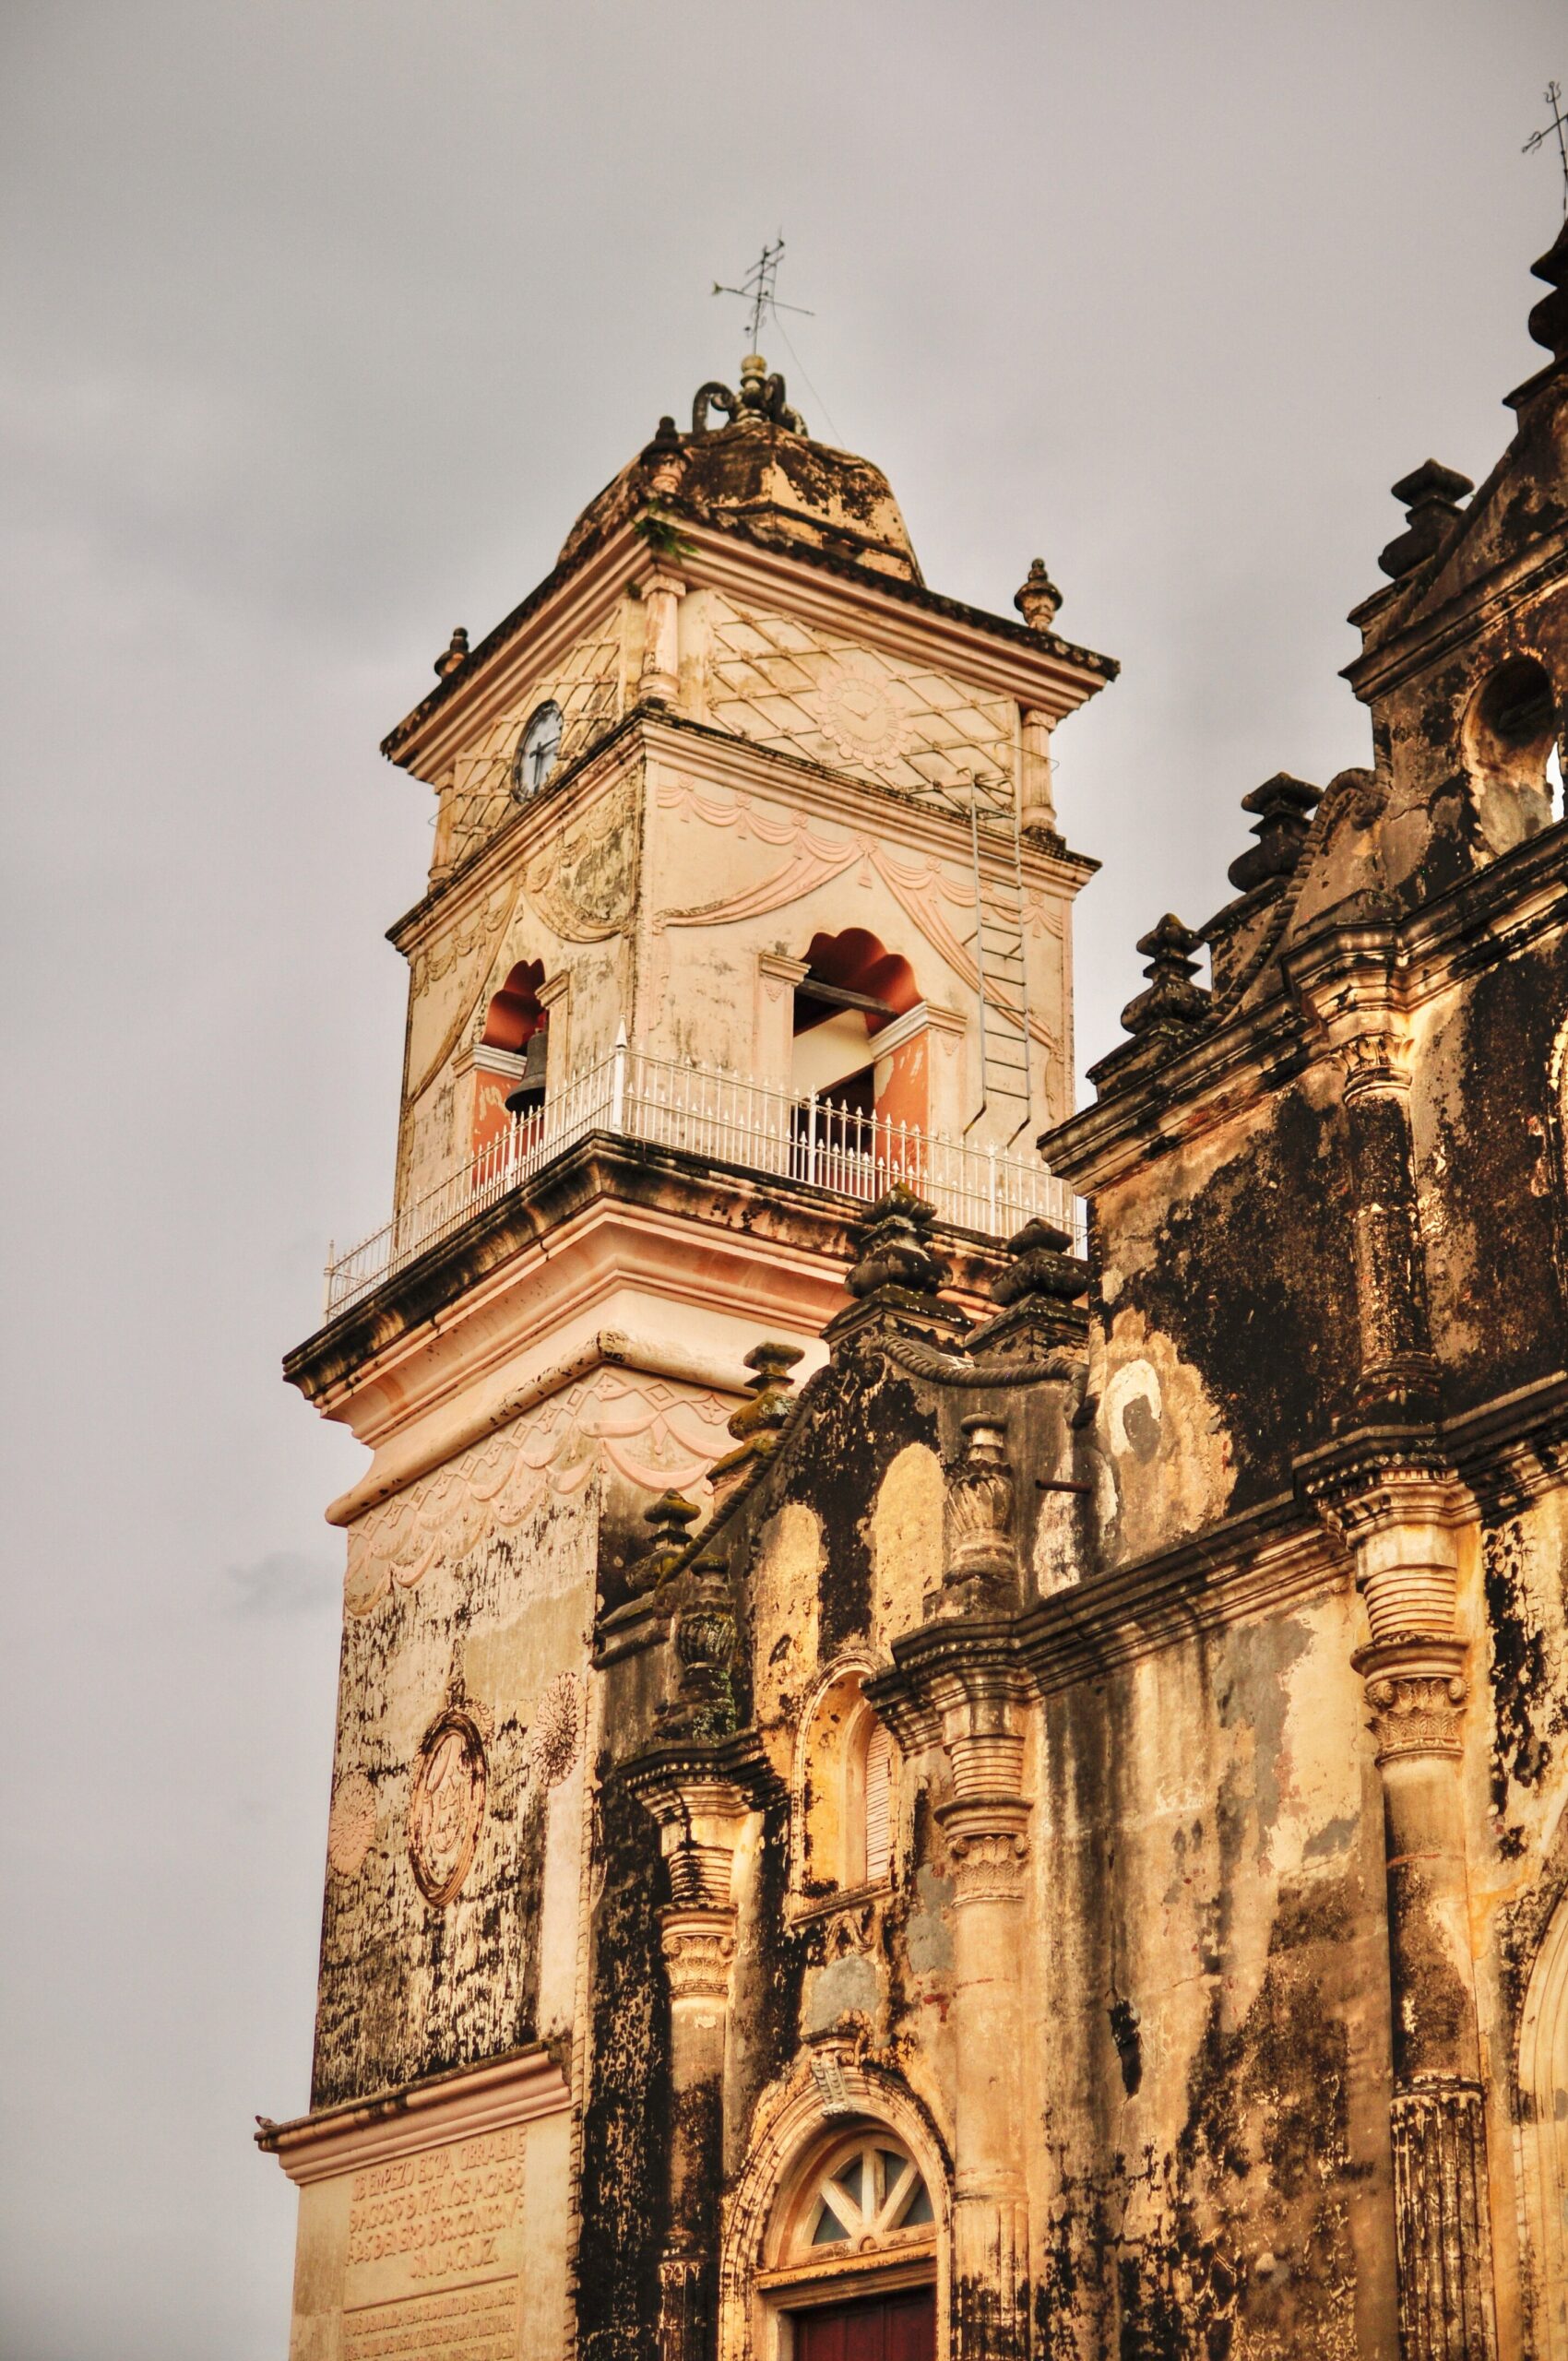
[407,1705,488,1905]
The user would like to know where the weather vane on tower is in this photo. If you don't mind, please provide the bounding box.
[1524,79,1568,216]
[712,236,814,356]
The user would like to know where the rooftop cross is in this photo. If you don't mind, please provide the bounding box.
[712,235,814,354]
[1524,78,1568,215]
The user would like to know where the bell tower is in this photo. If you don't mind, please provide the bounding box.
[258,355,1115,2361]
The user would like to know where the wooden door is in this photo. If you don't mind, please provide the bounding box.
[791,2285,936,2361]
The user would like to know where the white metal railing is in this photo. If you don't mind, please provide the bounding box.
[322,1032,1081,1317]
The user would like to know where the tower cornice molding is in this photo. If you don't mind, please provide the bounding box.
[385,509,1116,787]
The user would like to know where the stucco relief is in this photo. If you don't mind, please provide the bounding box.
[654,777,1061,1056]
[327,1770,379,1879]
[705,592,1013,799]
[529,1670,582,1787]
[345,1371,732,1616]
[408,1706,490,1905]
[404,780,639,1111]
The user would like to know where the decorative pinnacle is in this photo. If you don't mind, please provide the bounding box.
[1377,460,1473,582]
[629,1489,702,1596]
[1227,772,1321,895]
[1014,559,1063,632]
[846,1183,946,1300]
[1119,915,1210,1038]
[726,1341,804,1444]
[1526,215,1568,366]
[434,626,469,678]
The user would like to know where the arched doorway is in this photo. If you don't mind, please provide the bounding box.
[1520,1891,1568,2355]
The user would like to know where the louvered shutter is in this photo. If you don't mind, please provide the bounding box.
[863,1721,894,1885]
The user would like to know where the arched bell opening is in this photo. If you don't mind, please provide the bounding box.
[1462,655,1562,852]
[789,929,926,1182]
[465,958,552,1155]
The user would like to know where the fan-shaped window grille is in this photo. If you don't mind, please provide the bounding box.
[785,2135,936,2263]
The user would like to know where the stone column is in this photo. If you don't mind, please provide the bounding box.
[639,569,685,706]
[1298,942,1498,2355]
[1019,709,1056,828]
[1321,1466,1499,2361]
[630,1763,748,2361]
[910,1416,1032,2360]
[934,1657,1032,2361]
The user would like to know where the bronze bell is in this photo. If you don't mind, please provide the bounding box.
[504,1026,549,1116]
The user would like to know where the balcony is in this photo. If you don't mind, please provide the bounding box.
[322,1034,1079,1319]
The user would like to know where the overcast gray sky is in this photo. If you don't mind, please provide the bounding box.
[1,4,1562,2355]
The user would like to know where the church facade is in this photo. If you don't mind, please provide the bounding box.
[262,224,1568,2361]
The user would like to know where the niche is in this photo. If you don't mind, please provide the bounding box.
[1463,656,1561,853]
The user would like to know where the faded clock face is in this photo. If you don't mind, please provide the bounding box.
[816,662,907,765]
[513,699,563,800]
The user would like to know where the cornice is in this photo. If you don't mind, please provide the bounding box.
[644,712,1099,895]
[392,704,1098,955]
[1047,820,1568,1193]
[285,1133,1009,1440]
[1015,1500,1342,1695]
[256,2044,569,2187]
[671,518,1117,711]
[1343,536,1568,706]
[383,505,1118,786]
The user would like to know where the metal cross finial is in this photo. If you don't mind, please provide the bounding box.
[712,235,814,352]
[1524,79,1568,215]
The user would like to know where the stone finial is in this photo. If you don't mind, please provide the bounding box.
[987,1217,1086,1311]
[1226,772,1322,895]
[706,1341,805,1504]
[434,625,469,678]
[935,1416,1019,1616]
[1377,461,1473,582]
[666,1548,739,1740]
[1526,215,1568,369]
[1118,916,1210,1038]
[726,1341,804,1445]
[640,414,686,495]
[691,356,805,439]
[629,1489,702,1596]
[1014,558,1063,632]
[846,1183,946,1300]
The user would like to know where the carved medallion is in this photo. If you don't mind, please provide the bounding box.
[407,1708,488,1904]
[326,1769,377,1879]
[816,662,908,766]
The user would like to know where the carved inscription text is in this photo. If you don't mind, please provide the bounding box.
[348,2129,524,2285]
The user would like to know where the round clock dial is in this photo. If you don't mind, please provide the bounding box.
[513,700,563,801]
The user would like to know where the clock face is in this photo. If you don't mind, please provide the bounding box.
[816,661,908,766]
[514,700,563,801]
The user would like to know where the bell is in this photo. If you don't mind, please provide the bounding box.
[504,1025,550,1116]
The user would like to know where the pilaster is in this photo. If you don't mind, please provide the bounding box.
[1304,1445,1498,2361]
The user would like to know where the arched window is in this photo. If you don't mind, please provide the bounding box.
[1463,656,1561,849]
[794,1665,899,1904]
[785,2133,935,2258]
[790,928,920,1106]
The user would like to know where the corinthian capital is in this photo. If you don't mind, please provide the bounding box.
[660,1905,738,2002]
